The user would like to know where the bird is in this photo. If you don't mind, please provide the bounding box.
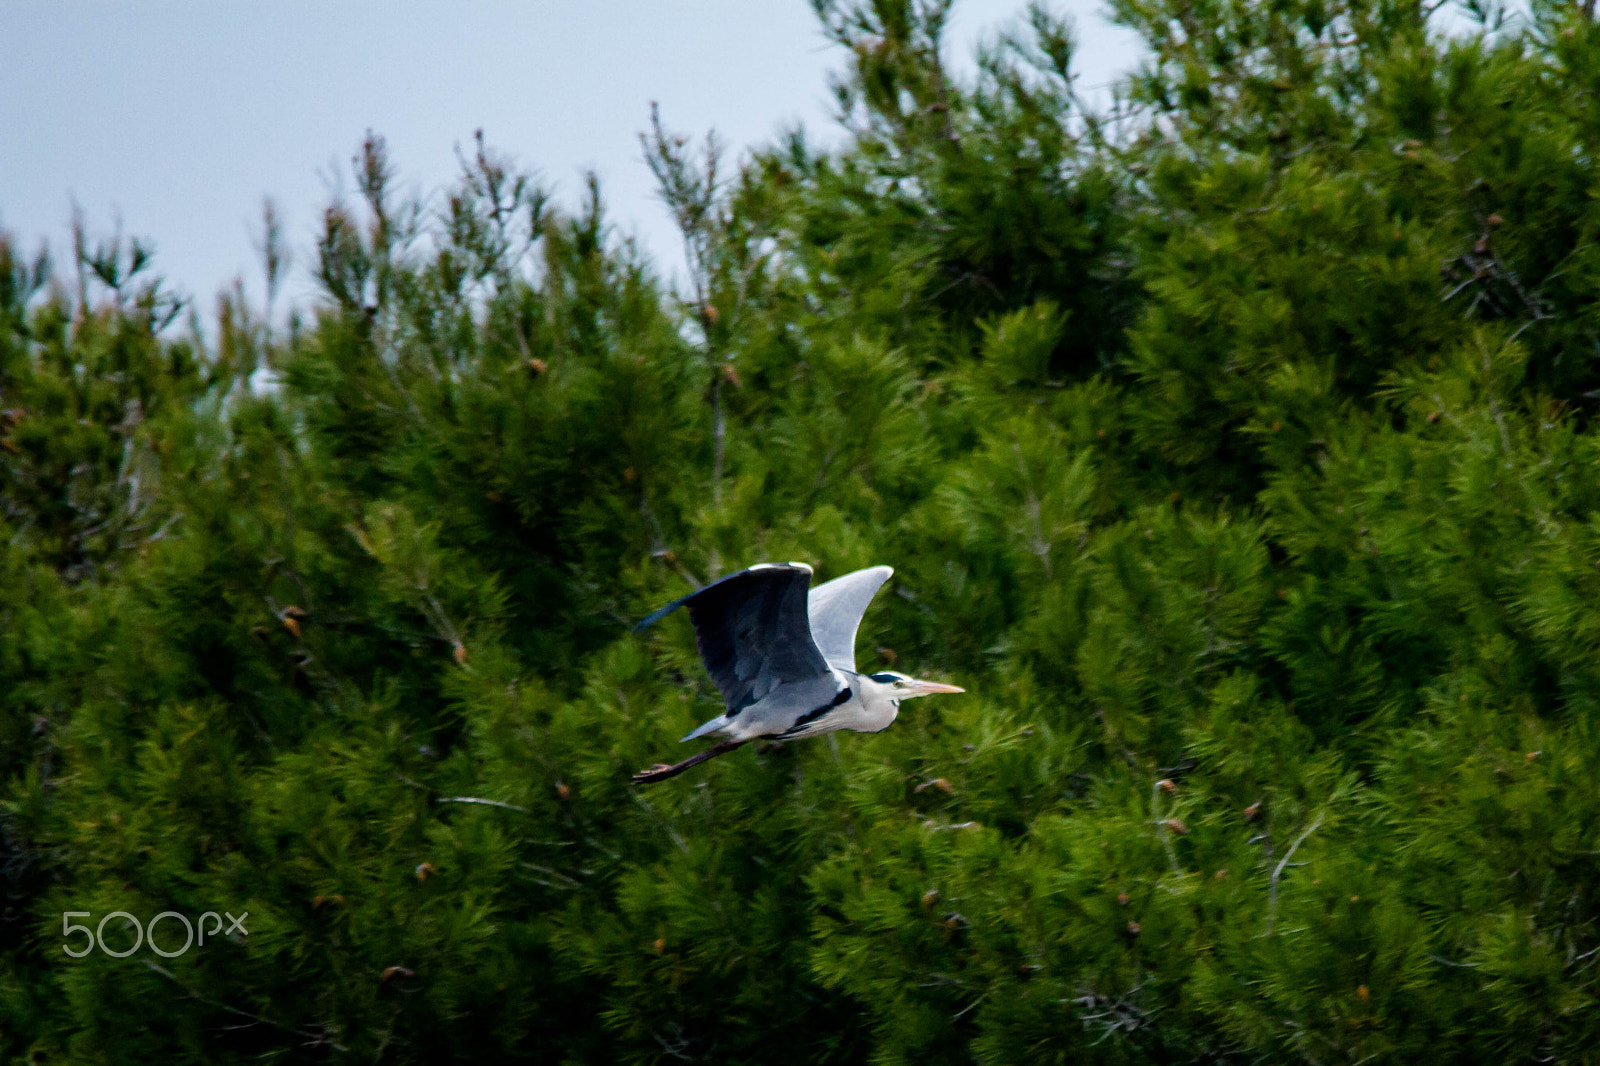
[630,562,963,784]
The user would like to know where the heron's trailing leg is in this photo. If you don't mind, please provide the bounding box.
[632,739,747,784]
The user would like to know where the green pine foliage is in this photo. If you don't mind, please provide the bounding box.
[6,1,1600,1061]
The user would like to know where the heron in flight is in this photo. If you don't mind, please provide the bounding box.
[631,563,963,784]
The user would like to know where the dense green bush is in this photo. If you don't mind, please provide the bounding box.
[5,0,1600,1060]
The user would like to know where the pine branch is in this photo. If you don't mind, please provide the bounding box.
[140,960,347,1052]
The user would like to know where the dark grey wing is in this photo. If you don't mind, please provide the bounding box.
[635,563,832,715]
[806,565,893,673]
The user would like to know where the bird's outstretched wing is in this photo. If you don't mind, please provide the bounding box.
[635,563,832,716]
[806,565,893,673]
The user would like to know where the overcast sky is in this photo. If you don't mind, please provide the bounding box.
[2,2,1146,310]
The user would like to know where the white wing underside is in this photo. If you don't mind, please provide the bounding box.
[806,565,893,673]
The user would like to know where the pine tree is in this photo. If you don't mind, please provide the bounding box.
[6,1,1600,1062]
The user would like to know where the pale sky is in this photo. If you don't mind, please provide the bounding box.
[2,2,1145,312]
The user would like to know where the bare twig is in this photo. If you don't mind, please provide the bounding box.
[1267,816,1323,933]
[650,548,705,591]
[1431,954,1481,968]
[436,796,528,813]
[1069,983,1152,1044]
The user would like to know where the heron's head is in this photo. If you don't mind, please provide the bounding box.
[865,670,965,706]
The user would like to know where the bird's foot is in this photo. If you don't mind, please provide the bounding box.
[631,739,748,784]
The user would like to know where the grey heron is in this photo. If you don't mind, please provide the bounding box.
[631,562,963,784]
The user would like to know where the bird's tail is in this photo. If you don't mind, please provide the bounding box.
[680,715,727,743]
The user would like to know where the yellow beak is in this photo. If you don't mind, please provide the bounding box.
[906,679,965,696]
